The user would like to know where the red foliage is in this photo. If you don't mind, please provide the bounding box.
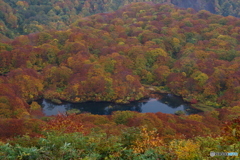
[30,109,45,118]
[190,99,198,104]
[221,116,240,144]
[0,119,24,139]
[127,113,163,130]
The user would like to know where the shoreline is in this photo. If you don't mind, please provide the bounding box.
[32,85,205,113]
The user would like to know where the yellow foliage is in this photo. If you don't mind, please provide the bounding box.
[111,52,120,58]
[19,111,30,118]
[229,106,240,114]
[72,84,80,95]
[67,57,74,68]
[145,41,156,47]
[16,1,29,8]
[126,75,134,82]
[181,72,187,77]
[118,41,125,45]
[149,48,168,57]
[0,103,12,118]
[194,50,209,59]
[30,101,41,110]
[83,60,91,64]
[172,37,180,45]
[15,109,30,119]
[209,110,219,119]
[16,75,43,101]
[75,97,81,102]
[29,94,34,99]
[17,35,30,45]
[169,139,200,160]
[187,114,203,122]
[132,126,163,153]
[54,5,61,11]
[0,45,6,51]
[191,71,208,86]
[26,60,33,68]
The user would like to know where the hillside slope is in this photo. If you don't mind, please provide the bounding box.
[1,2,240,117]
[0,3,240,159]
[1,0,240,38]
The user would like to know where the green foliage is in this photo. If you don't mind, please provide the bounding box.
[145,48,167,67]
[1,3,240,160]
[66,109,81,115]
[121,127,141,148]
[112,111,137,125]
[174,110,185,115]
[0,113,239,159]
[1,1,240,120]
[1,0,240,39]
[0,43,12,51]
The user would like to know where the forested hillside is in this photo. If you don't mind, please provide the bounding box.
[1,0,240,38]
[0,2,240,159]
[1,2,240,114]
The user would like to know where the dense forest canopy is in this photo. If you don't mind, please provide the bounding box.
[1,2,240,115]
[0,2,240,159]
[1,0,240,38]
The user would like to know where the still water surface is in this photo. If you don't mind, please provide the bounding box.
[40,94,201,116]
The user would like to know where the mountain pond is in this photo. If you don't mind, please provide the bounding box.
[39,93,202,116]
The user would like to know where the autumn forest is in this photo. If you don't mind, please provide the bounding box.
[0,1,240,159]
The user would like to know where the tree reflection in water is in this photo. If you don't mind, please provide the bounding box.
[40,94,202,116]
[158,94,186,108]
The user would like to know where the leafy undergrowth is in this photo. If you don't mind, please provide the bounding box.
[1,2,240,159]
[0,108,239,159]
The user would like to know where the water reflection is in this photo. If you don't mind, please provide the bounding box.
[40,94,202,116]
[158,94,187,108]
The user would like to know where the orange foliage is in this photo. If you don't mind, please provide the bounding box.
[43,114,84,133]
